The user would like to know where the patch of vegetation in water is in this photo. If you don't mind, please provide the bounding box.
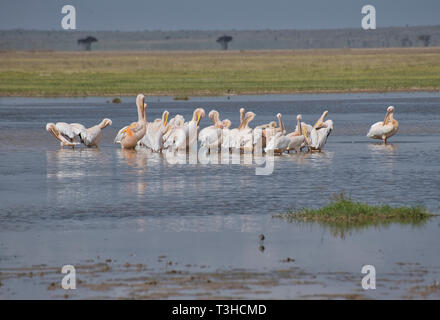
[173,95,189,101]
[273,193,435,238]
[112,97,122,103]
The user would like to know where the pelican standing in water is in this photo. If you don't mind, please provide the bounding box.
[222,108,246,151]
[46,122,80,148]
[367,106,399,144]
[286,115,309,153]
[199,110,224,151]
[235,111,255,153]
[69,119,113,148]
[163,108,205,152]
[308,110,334,152]
[140,110,169,152]
[114,94,147,149]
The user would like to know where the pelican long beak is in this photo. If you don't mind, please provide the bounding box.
[196,112,201,125]
[383,110,391,125]
[314,111,328,129]
[164,113,168,126]
[50,127,62,142]
[301,125,310,145]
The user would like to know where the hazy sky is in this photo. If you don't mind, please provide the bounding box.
[0,0,439,31]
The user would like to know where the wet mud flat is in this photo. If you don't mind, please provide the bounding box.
[1,258,440,300]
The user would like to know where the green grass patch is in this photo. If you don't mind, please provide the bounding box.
[273,193,436,238]
[1,48,440,96]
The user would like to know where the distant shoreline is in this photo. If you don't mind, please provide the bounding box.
[1,88,440,98]
[1,48,439,97]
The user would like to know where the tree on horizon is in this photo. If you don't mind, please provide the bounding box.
[77,36,98,51]
[216,35,233,50]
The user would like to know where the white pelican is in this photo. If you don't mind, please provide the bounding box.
[309,111,334,152]
[233,111,255,153]
[259,113,287,152]
[265,113,300,154]
[69,119,112,148]
[46,122,80,148]
[140,110,169,152]
[114,94,147,149]
[163,108,205,152]
[163,114,185,149]
[367,106,399,144]
[221,108,245,151]
[199,110,224,151]
[286,115,309,153]
[265,131,291,154]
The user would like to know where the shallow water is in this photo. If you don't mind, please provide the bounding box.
[0,93,439,299]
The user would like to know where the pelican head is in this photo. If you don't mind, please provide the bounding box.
[297,114,302,121]
[46,123,55,132]
[269,121,277,128]
[383,106,395,124]
[314,110,329,129]
[245,111,256,125]
[208,110,220,124]
[276,113,282,119]
[192,108,206,125]
[46,123,60,139]
[222,119,232,129]
[99,118,112,129]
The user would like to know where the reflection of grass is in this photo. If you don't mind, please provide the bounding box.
[1,48,440,96]
[273,193,435,238]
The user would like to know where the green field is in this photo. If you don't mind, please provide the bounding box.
[1,48,440,96]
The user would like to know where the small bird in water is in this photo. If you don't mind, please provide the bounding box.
[258,234,265,241]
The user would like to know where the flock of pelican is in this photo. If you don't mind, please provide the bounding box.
[46,93,399,153]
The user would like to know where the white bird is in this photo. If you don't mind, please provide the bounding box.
[164,108,205,152]
[233,111,255,153]
[114,94,147,149]
[265,132,291,154]
[163,114,185,149]
[367,106,399,144]
[286,115,308,153]
[254,113,284,153]
[199,110,224,152]
[308,111,333,152]
[140,110,169,152]
[45,122,80,148]
[70,119,112,148]
[264,113,291,154]
[222,108,245,151]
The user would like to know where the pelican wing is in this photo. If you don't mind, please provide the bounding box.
[287,135,305,150]
[265,132,289,152]
[55,122,76,140]
[114,126,129,144]
[367,121,394,138]
[310,120,333,150]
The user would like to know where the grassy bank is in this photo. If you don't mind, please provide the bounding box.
[273,194,435,237]
[1,48,440,96]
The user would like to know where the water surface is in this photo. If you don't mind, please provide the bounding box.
[0,93,439,299]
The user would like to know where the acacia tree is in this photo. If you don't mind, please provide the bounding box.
[418,35,431,47]
[77,36,98,51]
[216,35,233,50]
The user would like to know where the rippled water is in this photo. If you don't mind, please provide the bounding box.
[1,93,439,299]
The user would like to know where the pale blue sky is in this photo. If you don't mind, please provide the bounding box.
[0,0,438,30]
